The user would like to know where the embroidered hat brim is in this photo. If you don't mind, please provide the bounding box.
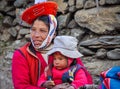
[21,1,58,24]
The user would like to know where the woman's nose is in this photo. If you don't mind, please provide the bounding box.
[34,32,40,36]
[33,31,42,37]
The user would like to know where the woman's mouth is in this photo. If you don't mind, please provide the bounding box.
[33,40,42,46]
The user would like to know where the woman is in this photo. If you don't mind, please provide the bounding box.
[12,1,58,89]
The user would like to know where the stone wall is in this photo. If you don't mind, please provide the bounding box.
[0,0,120,88]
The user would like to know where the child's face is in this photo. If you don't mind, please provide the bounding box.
[53,52,68,70]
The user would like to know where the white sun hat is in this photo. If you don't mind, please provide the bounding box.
[47,36,83,58]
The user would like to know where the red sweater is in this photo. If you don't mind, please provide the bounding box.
[12,43,47,89]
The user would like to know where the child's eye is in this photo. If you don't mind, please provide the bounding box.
[59,58,63,60]
[54,58,56,60]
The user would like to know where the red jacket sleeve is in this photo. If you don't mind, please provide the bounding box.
[37,73,47,87]
[12,50,40,89]
[71,69,88,89]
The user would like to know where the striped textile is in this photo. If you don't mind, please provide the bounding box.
[34,0,47,4]
[39,14,57,49]
[100,66,120,89]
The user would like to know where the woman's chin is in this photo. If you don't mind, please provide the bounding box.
[34,45,40,49]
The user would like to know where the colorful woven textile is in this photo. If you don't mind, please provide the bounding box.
[100,66,120,89]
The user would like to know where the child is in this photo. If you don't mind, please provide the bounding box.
[38,36,93,89]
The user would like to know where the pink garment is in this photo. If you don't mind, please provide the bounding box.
[38,66,88,89]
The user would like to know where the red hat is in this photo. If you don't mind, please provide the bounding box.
[21,1,58,24]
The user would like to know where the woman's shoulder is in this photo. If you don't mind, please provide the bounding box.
[13,42,31,56]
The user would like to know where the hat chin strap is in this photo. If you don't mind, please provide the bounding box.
[34,0,47,4]
[31,14,57,50]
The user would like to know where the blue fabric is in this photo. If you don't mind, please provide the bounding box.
[100,66,120,89]
[101,83,106,89]
[62,64,81,83]
[110,78,120,89]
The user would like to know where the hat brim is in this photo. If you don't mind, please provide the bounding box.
[21,1,58,24]
[47,48,83,58]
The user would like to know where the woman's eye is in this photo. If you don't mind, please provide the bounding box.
[31,28,36,32]
[40,29,47,33]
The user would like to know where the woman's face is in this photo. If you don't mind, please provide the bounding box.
[30,19,49,49]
